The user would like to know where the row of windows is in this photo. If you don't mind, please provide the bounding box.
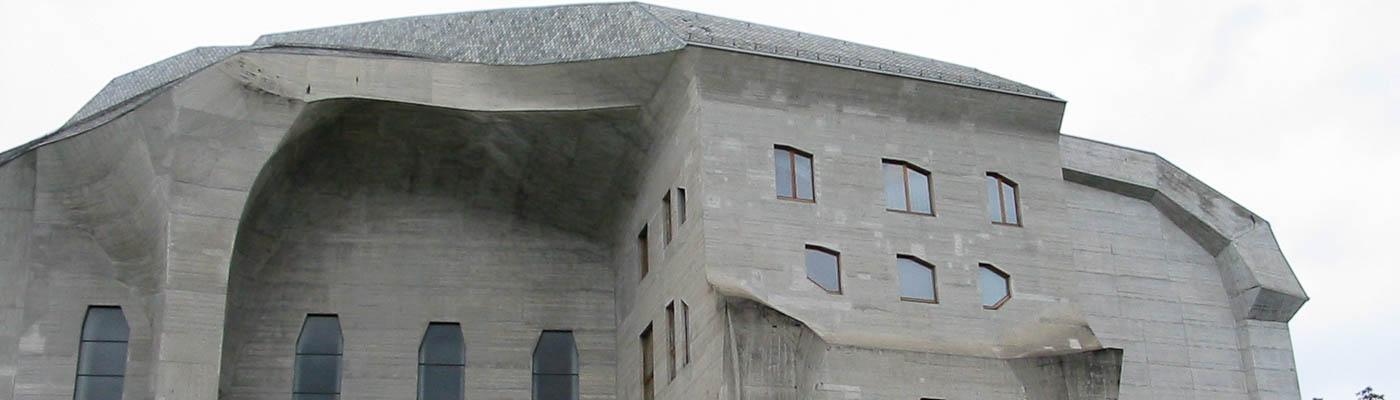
[805,246,1013,309]
[775,145,1023,225]
[639,299,692,400]
[69,308,581,400]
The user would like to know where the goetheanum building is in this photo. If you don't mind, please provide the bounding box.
[0,3,1307,400]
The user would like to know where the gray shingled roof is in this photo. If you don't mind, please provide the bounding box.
[1,2,1057,167]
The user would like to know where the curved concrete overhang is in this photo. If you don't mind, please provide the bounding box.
[1060,134,1308,322]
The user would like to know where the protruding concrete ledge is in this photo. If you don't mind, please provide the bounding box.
[1060,135,1307,322]
[1008,348,1123,400]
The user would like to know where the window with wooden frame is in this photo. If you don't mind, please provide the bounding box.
[676,187,687,225]
[662,192,673,245]
[640,324,654,400]
[978,264,1012,310]
[986,173,1021,226]
[774,145,815,202]
[665,301,677,381]
[804,245,842,294]
[896,255,938,303]
[638,226,649,280]
[681,301,691,367]
[883,160,934,215]
[74,306,129,400]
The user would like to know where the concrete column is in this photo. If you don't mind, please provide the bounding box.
[1237,319,1301,400]
[0,154,36,399]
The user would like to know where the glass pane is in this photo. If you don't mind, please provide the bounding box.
[420,323,464,365]
[883,163,907,210]
[794,154,814,200]
[980,266,1009,307]
[898,258,935,301]
[297,316,342,355]
[986,176,1003,223]
[774,149,793,197]
[532,374,579,400]
[74,376,124,400]
[81,307,129,342]
[1001,182,1019,224]
[532,331,578,374]
[293,395,338,400]
[77,341,129,376]
[293,354,341,394]
[418,365,464,400]
[909,170,932,214]
[677,188,687,223]
[805,249,840,292]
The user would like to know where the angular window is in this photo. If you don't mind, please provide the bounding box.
[665,301,677,380]
[979,264,1012,309]
[883,160,933,215]
[774,145,815,202]
[805,245,841,294]
[532,331,579,400]
[418,323,464,400]
[897,256,937,303]
[294,314,342,400]
[75,306,129,400]
[676,187,687,225]
[681,301,691,367]
[640,324,654,400]
[662,192,673,245]
[638,226,649,280]
[986,173,1021,226]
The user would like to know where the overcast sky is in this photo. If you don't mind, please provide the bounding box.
[1,0,1394,397]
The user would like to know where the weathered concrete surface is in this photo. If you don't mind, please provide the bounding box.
[0,24,1306,400]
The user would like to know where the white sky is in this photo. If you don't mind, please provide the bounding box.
[1,0,1395,397]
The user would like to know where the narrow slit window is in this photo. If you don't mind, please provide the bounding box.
[638,226,649,280]
[75,306,129,400]
[804,245,842,294]
[681,301,691,366]
[774,146,815,202]
[897,255,938,303]
[532,331,579,400]
[676,188,687,225]
[883,160,933,215]
[987,173,1021,225]
[662,192,673,245]
[665,301,677,381]
[294,314,343,400]
[979,264,1012,309]
[418,323,464,400]
[640,324,654,400]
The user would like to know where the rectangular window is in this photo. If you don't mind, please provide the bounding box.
[805,245,842,294]
[666,301,677,381]
[662,192,673,245]
[883,160,933,215]
[640,324,654,400]
[774,145,815,202]
[987,173,1021,226]
[676,187,687,225]
[638,226,649,280]
[681,301,691,366]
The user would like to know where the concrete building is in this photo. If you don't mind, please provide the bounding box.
[0,3,1307,400]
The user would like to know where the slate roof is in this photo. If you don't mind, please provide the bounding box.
[1,2,1057,167]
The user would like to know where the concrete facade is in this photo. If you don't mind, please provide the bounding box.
[0,3,1305,400]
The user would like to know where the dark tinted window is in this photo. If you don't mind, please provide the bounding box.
[897,256,937,302]
[533,331,579,400]
[677,188,687,224]
[805,246,841,293]
[75,306,128,400]
[979,264,1012,309]
[294,315,342,398]
[662,192,673,245]
[638,226,649,280]
[775,146,815,201]
[666,302,677,380]
[640,325,653,400]
[419,323,464,400]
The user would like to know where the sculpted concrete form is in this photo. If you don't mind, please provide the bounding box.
[0,3,1303,400]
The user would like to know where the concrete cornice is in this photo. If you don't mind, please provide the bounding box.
[1059,134,1308,322]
